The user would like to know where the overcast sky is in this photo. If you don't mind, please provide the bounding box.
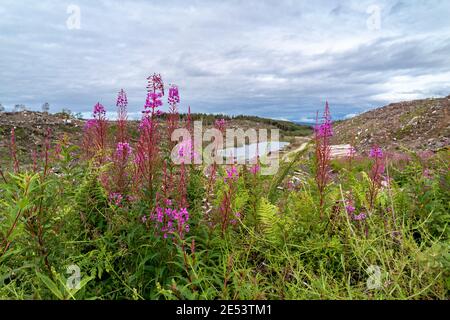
[0,0,449,121]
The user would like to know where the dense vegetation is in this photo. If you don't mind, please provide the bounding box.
[0,75,448,300]
[176,113,312,136]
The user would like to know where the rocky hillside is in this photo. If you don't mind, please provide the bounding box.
[0,111,311,163]
[1,95,448,163]
[331,95,450,152]
[0,111,84,161]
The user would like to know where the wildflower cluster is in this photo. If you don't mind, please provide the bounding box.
[150,200,190,240]
[115,142,132,161]
[345,199,367,222]
[215,118,227,132]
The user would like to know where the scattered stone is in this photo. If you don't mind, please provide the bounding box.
[330,95,450,152]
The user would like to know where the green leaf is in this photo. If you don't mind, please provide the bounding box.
[36,272,64,300]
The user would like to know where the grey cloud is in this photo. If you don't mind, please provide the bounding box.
[0,0,449,121]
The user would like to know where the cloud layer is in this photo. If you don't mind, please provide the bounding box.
[1,0,449,121]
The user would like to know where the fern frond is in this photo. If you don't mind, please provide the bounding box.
[257,197,282,244]
[267,142,311,203]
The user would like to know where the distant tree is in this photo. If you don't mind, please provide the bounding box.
[14,104,27,112]
[57,108,73,119]
[0,103,4,112]
[61,108,72,115]
[42,102,50,113]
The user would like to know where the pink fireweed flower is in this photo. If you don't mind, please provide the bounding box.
[353,212,367,221]
[250,164,260,175]
[155,207,164,223]
[139,116,153,131]
[147,73,164,95]
[423,168,432,180]
[83,102,108,160]
[175,207,189,223]
[115,142,132,160]
[167,84,180,140]
[143,92,163,115]
[174,207,190,236]
[369,146,383,159]
[215,118,227,132]
[133,152,145,166]
[93,102,106,117]
[152,205,190,239]
[176,138,198,163]
[84,119,97,130]
[314,102,333,138]
[178,143,188,158]
[116,89,128,143]
[345,205,356,215]
[116,89,128,108]
[314,121,333,138]
[224,166,238,182]
[168,85,180,105]
[109,192,124,207]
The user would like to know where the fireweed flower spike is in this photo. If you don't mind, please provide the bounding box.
[215,118,227,133]
[83,102,108,161]
[93,102,106,117]
[167,84,180,145]
[369,146,383,159]
[314,101,333,219]
[134,73,164,199]
[116,142,132,160]
[84,119,96,130]
[143,92,163,116]
[353,212,367,221]
[147,73,164,96]
[116,89,128,109]
[168,85,180,105]
[109,192,124,207]
[224,166,239,182]
[314,101,333,138]
[116,89,128,143]
[250,164,260,175]
[368,145,385,209]
[345,204,356,215]
[151,203,190,240]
